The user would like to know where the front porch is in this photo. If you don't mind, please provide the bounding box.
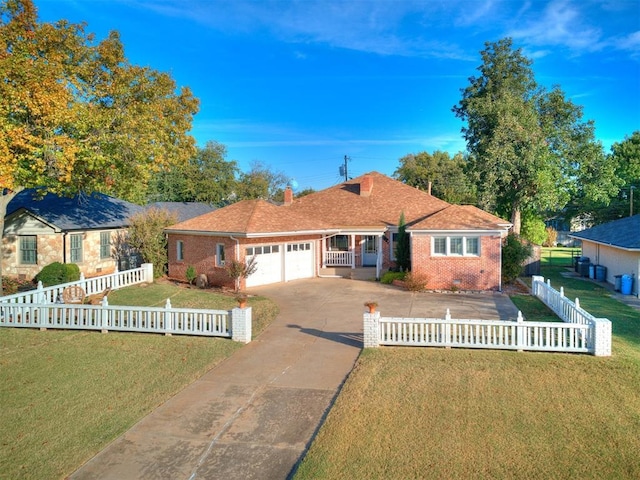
[321,232,387,280]
[319,266,379,281]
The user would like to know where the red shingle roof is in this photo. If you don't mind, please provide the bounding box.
[166,199,333,235]
[166,172,511,235]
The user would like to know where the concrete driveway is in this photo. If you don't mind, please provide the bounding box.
[70,278,519,480]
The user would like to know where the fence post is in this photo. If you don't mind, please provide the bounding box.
[165,299,173,336]
[101,296,109,333]
[516,311,524,352]
[444,309,451,348]
[142,263,154,283]
[591,318,612,356]
[531,275,544,297]
[231,306,252,343]
[363,311,380,348]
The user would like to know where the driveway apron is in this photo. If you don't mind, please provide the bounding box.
[69,278,520,480]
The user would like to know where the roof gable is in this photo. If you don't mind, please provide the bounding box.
[5,190,144,230]
[570,214,640,250]
[410,205,511,231]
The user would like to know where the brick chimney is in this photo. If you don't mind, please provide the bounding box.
[284,186,294,206]
[360,174,373,197]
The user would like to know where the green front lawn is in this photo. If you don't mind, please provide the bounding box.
[294,266,640,479]
[0,283,278,480]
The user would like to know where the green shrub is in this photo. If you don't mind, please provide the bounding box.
[34,262,81,287]
[380,271,406,284]
[185,265,197,285]
[501,234,532,284]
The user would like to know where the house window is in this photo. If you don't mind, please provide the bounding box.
[433,237,447,255]
[20,236,37,264]
[432,236,480,256]
[216,244,225,267]
[466,237,479,256]
[70,234,83,263]
[176,240,184,261]
[100,232,111,259]
[329,235,348,251]
[390,232,398,260]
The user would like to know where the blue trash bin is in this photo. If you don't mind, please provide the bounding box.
[621,274,633,295]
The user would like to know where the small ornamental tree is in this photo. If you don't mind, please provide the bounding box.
[126,208,177,278]
[501,233,532,284]
[395,212,410,272]
[226,256,258,292]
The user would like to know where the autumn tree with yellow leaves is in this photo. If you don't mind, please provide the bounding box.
[0,0,199,291]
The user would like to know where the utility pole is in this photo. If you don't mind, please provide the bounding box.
[339,155,350,181]
[631,186,635,217]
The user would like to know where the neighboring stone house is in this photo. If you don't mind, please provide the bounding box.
[569,214,640,297]
[2,190,144,280]
[166,172,512,291]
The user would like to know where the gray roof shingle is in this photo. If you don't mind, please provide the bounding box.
[570,214,640,250]
[6,189,144,231]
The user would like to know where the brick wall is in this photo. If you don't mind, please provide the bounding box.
[167,233,322,290]
[411,234,503,291]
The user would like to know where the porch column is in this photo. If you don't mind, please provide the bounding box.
[376,234,383,280]
[321,235,327,268]
[351,234,356,269]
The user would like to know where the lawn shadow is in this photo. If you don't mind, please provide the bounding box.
[286,324,363,348]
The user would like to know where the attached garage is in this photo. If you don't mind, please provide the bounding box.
[245,245,283,287]
[245,241,315,287]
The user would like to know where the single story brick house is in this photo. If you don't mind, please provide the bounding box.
[2,190,144,279]
[166,172,512,291]
[569,214,640,297]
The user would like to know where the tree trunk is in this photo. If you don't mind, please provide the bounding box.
[0,189,22,296]
[511,207,521,235]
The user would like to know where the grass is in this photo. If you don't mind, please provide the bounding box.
[540,246,582,267]
[294,265,640,479]
[0,282,278,480]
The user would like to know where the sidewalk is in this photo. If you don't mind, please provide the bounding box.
[69,278,519,480]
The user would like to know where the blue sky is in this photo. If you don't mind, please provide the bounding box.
[36,0,640,191]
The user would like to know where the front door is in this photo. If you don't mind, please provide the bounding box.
[362,236,378,267]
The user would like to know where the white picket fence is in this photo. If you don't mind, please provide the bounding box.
[0,298,252,343]
[0,264,154,304]
[364,277,612,356]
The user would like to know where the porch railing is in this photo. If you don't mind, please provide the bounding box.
[324,250,354,267]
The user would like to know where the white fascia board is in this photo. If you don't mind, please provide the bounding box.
[410,229,508,235]
[569,237,640,252]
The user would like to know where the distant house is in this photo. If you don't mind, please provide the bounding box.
[147,202,215,223]
[2,190,144,280]
[569,214,640,297]
[166,172,512,291]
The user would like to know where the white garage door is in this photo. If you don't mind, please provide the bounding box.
[284,242,314,281]
[245,245,283,287]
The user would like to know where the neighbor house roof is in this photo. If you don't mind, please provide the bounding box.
[5,189,144,231]
[410,205,511,232]
[569,214,640,251]
[147,202,215,223]
[166,199,335,237]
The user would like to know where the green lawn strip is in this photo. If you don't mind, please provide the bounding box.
[0,283,278,479]
[295,347,640,480]
[540,247,581,267]
[295,266,640,479]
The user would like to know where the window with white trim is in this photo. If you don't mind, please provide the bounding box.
[216,244,225,266]
[329,235,348,251]
[432,236,480,256]
[176,240,184,261]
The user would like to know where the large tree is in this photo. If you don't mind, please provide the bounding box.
[148,141,239,206]
[1,0,198,290]
[453,38,615,233]
[394,150,476,204]
[235,161,290,201]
